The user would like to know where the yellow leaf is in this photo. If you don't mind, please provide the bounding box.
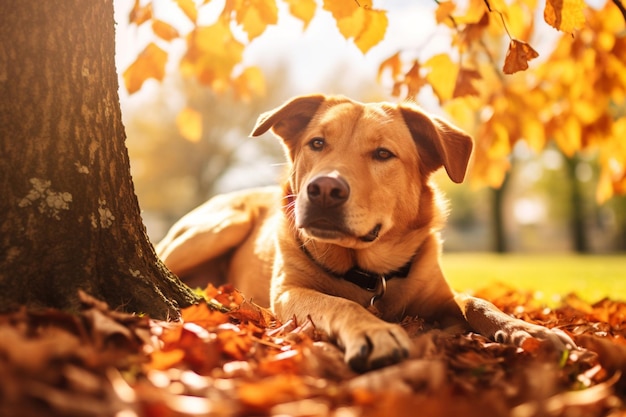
[123,43,168,94]
[284,0,316,29]
[233,66,266,100]
[425,53,458,102]
[435,1,455,25]
[176,107,203,143]
[129,0,152,25]
[181,21,245,87]
[553,116,581,157]
[454,0,487,24]
[354,9,388,54]
[152,20,179,42]
[234,0,278,41]
[326,1,388,54]
[176,0,198,23]
[323,0,358,20]
[355,0,373,8]
[503,39,539,74]
[544,0,585,33]
[335,7,365,40]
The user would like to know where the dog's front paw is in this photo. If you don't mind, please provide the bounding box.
[495,320,576,351]
[343,322,411,372]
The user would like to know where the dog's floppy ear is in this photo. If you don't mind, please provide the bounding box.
[250,94,326,140]
[399,103,473,183]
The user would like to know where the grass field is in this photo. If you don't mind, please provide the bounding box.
[442,252,626,304]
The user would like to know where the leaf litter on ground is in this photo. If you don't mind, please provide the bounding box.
[1,284,625,416]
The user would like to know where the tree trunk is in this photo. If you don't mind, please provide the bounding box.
[565,155,589,253]
[0,0,201,319]
[491,172,510,253]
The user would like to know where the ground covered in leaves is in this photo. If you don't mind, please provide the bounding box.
[1,285,626,417]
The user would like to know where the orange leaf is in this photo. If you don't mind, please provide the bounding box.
[129,0,152,25]
[404,61,427,97]
[323,0,358,21]
[176,107,203,143]
[234,0,278,41]
[453,67,481,98]
[232,66,266,100]
[503,39,539,74]
[284,0,316,29]
[181,302,229,328]
[355,0,373,8]
[152,20,179,42]
[181,21,245,88]
[435,1,456,25]
[324,0,387,53]
[123,43,168,94]
[176,0,198,23]
[377,52,402,82]
[149,349,185,370]
[544,0,586,33]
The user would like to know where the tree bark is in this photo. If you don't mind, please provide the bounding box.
[0,0,201,319]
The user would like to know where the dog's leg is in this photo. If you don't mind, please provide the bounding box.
[455,293,575,349]
[273,287,411,372]
[156,190,266,276]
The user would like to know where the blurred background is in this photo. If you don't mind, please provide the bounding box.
[113,0,626,258]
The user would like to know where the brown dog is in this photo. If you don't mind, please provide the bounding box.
[156,94,574,372]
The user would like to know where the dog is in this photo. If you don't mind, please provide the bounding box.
[156,94,574,372]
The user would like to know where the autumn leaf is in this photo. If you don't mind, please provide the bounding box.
[176,107,203,143]
[377,52,402,82]
[435,1,455,25]
[544,0,586,33]
[180,21,245,88]
[123,42,168,94]
[152,20,179,42]
[404,61,428,97]
[284,0,316,29]
[232,66,266,100]
[323,0,358,21]
[425,53,458,102]
[355,9,388,53]
[503,39,539,74]
[129,0,152,25]
[176,0,198,23]
[234,0,279,41]
[324,0,388,54]
[453,67,481,98]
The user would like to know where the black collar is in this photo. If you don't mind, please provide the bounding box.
[298,239,413,292]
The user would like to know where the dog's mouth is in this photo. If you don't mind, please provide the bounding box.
[303,219,382,243]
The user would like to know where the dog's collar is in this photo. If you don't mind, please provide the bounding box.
[297,238,413,292]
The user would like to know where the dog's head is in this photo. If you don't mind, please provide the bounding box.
[251,94,473,249]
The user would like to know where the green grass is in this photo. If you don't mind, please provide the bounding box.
[442,253,626,304]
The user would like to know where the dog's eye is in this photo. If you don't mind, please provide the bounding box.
[308,137,325,151]
[373,148,395,161]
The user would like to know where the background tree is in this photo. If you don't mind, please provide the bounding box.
[0,0,200,319]
[125,0,626,204]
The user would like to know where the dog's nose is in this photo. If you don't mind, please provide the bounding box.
[307,175,350,208]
